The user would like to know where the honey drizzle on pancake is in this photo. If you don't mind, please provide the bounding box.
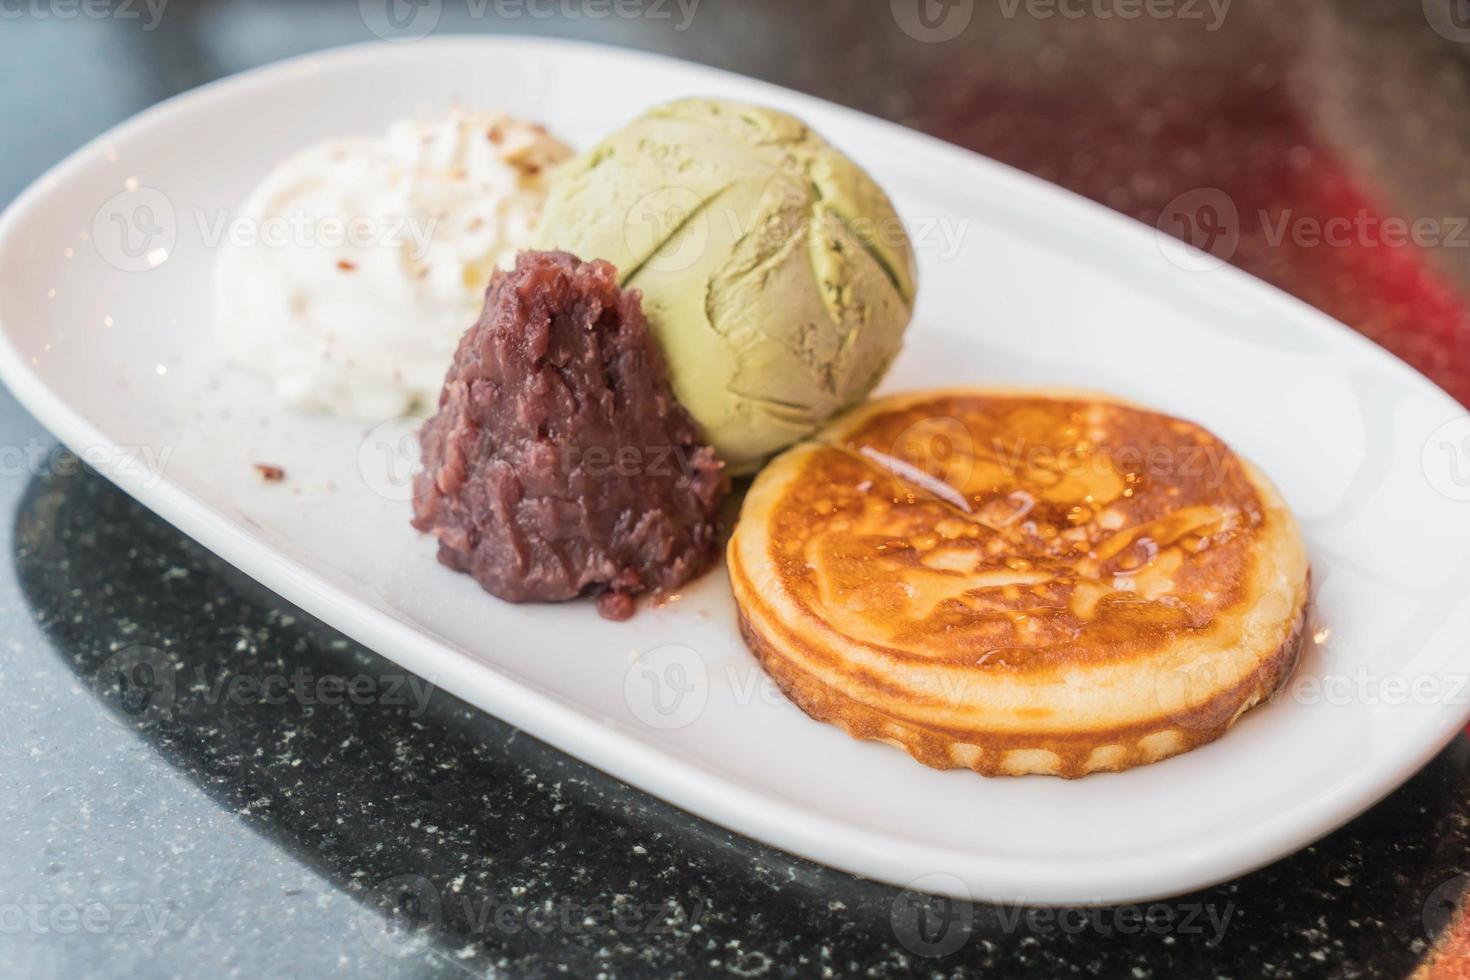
[769,395,1266,672]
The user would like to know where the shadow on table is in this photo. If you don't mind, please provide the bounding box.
[14,460,1464,978]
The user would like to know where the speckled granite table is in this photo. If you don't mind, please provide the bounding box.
[3,2,1469,977]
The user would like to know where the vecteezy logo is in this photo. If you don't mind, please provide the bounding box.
[92,644,177,729]
[623,186,709,277]
[92,187,177,273]
[356,874,442,957]
[888,415,976,495]
[891,0,974,42]
[1151,655,1233,727]
[890,874,974,958]
[1425,0,1470,42]
[1156,188,1240,272]
[1423,417,1470,502]
[360,0,442,42]
[359,416,426,503]
[623,644,708,730]
[1424,874,1470,939]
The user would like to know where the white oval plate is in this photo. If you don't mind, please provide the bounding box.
[3,37,1470,906]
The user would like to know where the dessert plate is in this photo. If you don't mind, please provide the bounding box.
[3,37,1470,906]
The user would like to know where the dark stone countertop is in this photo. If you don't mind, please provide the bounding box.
[3,2,1469,977]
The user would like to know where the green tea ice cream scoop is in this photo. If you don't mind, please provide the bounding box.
[533,98,917,474]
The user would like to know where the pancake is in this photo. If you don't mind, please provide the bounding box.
[728,388,1310,778]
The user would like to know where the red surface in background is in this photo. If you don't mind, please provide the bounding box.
[915,63,1470,408]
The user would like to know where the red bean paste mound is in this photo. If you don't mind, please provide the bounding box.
[412,250,729,620]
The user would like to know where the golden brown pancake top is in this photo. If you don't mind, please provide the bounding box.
[767,394,1267,674]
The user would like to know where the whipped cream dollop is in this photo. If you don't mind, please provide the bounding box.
[216,107,573,419]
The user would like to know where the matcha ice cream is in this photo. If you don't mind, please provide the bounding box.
[534,98,917,473]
